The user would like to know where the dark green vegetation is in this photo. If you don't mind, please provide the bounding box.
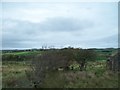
[2,48,119,88]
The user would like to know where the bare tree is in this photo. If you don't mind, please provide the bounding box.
[26,50,71,88]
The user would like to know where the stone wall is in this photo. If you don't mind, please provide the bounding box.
[106,52,120,72]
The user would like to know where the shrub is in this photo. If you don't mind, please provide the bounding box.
[74,49,97,71]
[26,50,71,88]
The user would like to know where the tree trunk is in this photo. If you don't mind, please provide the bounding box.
[84,61,87,71]
[80,60,86,71]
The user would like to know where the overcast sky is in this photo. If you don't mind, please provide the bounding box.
[2,2,118,49]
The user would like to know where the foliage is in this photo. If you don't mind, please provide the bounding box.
[69,62,80,71]
[26,50,71,88]
[74,49,97,71]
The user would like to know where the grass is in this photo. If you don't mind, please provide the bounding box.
[2,51,41,56]
[2,52,119,88]
[41,61,119,88]
[2,60,119,88]
[2,61,32,88]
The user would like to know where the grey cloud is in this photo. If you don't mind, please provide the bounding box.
[97,34,118,44]
[39,17,93,31]
[3,19,37,35]
[2,17,117,49]
[3,17,93,34]
[85,34,118,48]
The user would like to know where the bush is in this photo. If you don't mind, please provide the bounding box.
[26,50,71,88]
[25,49,97,88]
[74,49,97,71]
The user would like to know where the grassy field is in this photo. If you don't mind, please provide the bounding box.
[2,49,119,88]
[2,51,41,56]
[2,61,31,88]
[2,60,119,88]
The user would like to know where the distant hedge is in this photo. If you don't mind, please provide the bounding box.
[2,54,34,61]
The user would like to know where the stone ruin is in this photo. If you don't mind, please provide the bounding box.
[106,52,120,72]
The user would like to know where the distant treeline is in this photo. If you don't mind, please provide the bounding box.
[2,47,118,62]
[2,47,118,53]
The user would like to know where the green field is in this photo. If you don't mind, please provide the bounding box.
[2,51,41,56]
